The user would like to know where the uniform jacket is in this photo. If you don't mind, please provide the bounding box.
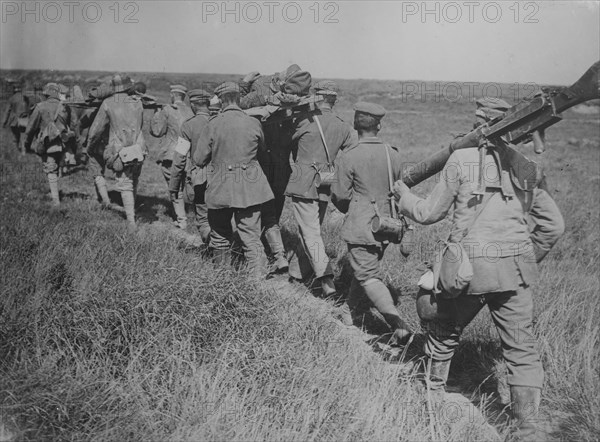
[24,97,70,150]
[87,92,145,159]
[150,100,193,163]
[287,107,356,201]
[259,121,294,195]
[331,137,402,245]
[398,147,565,294]
[239,75,276,109]
[196,104,274,209]
[170,111,210,193]
[3,92,29,127]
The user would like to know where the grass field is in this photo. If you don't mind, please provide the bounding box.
[0,70,599,441]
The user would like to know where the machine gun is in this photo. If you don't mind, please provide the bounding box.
[403,61,600,188]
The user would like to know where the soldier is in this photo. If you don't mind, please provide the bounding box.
[3,84,29,153]
[392,99,565,441]
[287,80,356,295]
[331,102,412,343]
[169,89,212,243]
[150,85,194,229]
[238,65,310,273]
[87,74,146,226]
[26,82,45,112]
[23,83,71,206]
[195,82,273,277]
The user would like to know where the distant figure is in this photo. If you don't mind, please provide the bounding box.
[26,82,46,111]
[392,99,565,441]
[195,82,273,277]
[169,89,213,243]
[3,84,29,153]
[150,84,194,229]
[331,102,412,344]
[23,83,72,206]
[87,74,145,226]
[287,80,356,296]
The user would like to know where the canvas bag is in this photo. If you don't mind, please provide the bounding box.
[432,192,494,298]
[312,115,336,188]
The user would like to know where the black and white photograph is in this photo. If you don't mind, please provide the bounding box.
[1,1,599,440]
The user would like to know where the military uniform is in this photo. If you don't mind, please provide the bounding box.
[394,100,565,440]
[170,89,212,242]
[287,81,356,286]
[331,102,411,342]
[24,83,71,205]
[150,85,194,229]
[3,86,29,152]
[87,75,145,225]
[195,82,273,276]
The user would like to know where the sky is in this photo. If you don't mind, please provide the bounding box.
[1,1,599,84]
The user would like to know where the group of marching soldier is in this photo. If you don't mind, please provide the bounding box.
[3,64,565,441]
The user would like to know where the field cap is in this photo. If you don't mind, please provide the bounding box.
[475,97,510,121]
[188,89,212,103]
[354,101,386,119]
[111,74,133,93]
[314,80,339,96]
[170,84,188,95]
[214,82,240,97]
[43,82,60,98]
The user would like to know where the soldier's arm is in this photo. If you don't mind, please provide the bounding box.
[338,124,358,157]
[2,101,12,126]
[150,107,167,137]
[528,188,565,262]
[194,121,213,168]
[397,153,461,225]
[331,155,353,214]
[87,102,109,149]
[170,124,192,194]
[24,106,41,148]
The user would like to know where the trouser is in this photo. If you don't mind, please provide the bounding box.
[116,162,143,225]
[261,193,287,266]
[161,161,187,227]
[208,205,266,276]
[41,151,63,205]
[191,182,210,243]
[289,197,332,279]
[10,125,22,151]
[422,286,544,389]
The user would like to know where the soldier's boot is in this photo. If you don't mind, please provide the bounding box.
[340,278,366,326]
[363,279,412,345]
[320,275,337,297]
[121,190,136,227]
[426,357,451,391]
[173,194,188,230]
[511,386,544,441]
[94,176,111,207]
[212,249,231,266]
[47,173,60,206]
[264,227,288,273]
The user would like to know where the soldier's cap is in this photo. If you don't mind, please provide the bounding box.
[214,82,240,98]
[170,84,188,95]
[475,97,511,121]
[353,102,386,119]
[111,74,133,93]
[281,64,301,81]
[42,82,61,98]
[314,80,339,96]
[188,89,212,103]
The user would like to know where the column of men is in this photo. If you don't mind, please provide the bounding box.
[12,71,564,441]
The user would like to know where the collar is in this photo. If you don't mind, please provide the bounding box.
[358,136,382,144]
[222,104,242,112]
[195,111,210,117]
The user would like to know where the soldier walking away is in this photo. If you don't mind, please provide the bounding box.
[392,99,565,441]
[87,74,146,227]
[151,84,194,229]
[23,83,72,206]
[331,102,412,344]
[195,82,273,277]
[169,89,213,243]
[287,80,356,296]
[3,84,29,154]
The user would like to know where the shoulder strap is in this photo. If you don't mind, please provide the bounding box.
[384,144,397,218]
[313,115,331,165]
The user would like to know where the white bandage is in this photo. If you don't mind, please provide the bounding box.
[174,137,191,156]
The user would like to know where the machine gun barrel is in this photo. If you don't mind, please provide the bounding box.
[403,61,600,187]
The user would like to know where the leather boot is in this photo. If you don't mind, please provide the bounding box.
[320,275,337,297]
[94,175,111,206]
[212,249,231,266]
[121,190,136,226]
[427,358,451,391]
[511,386,544,441]
[363,279,412,344]
[47,172,60,206]
[264,226,288,272]
[172,192,188,230]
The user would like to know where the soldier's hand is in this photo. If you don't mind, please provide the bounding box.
[242,71,261,83]
[169,191,179,202]
[392,180,409,200]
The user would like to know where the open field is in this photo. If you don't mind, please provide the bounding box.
[0,70,599,441]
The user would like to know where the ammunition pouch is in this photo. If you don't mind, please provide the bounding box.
[314,163,336,188]
[118,143,144,164]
